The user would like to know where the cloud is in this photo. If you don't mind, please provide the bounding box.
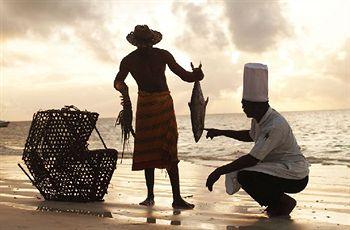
[171,2,229,54]
[170,1,241,102]
[174,3,210,37]
[223,1,292,53]
[1,0,97,38]
[2,1,349,121]
[1,0,118,63]
[323,39,350,83]
[172,1,291,54]
[168,1,293,110]
[270,39,350,110]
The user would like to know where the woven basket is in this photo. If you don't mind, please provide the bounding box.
[21,106,118,202]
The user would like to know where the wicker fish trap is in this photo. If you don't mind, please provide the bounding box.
[21,106,118,202]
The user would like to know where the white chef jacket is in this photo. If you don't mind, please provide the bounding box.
[244,107,309,180]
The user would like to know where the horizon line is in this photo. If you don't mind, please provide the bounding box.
[4,108,350,122]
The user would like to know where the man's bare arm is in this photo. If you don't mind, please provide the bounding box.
[114,57,135,144]
[114,58,129,94]
[205,129,253,142]
[206,154,259,191]
[163,50,203,82]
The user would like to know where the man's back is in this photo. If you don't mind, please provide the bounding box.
[124,47,169,92]
[247,108,309,179]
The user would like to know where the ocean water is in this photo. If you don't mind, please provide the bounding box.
[1,110,349,167]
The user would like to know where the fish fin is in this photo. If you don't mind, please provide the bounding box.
[205,97,209,105]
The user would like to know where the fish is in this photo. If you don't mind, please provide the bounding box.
[188,80,209,142]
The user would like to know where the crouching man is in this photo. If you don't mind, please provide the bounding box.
[205,63,309,217]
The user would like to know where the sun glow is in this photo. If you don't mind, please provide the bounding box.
[231,51,240,64]
[2,1,350,120]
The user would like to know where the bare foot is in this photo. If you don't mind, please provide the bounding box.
[172,198,194,210]
[267,194,296,217]
[264,206,272,213]
[139,197,155,207]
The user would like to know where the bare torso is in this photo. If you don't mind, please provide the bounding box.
[114,47,203,93]
[125,48,169,92]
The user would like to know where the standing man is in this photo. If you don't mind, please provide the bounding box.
[205,63,309,217]
[114,25,203,209]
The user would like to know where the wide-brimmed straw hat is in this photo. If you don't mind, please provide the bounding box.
[126,25,162,47]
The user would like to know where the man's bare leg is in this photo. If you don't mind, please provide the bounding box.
[139,168,155,206]
[167,164,194,209]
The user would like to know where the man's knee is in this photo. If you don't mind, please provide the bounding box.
[237,170,254,186]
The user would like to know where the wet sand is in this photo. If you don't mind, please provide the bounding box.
[0,155,349,229]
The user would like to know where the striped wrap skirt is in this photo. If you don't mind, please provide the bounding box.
[132,91,179,170]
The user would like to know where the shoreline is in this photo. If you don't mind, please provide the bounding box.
[1,151,349,168]
[0,155,349,229]
[4,108,350,122]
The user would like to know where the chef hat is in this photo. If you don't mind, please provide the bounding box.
[242,63,268,102]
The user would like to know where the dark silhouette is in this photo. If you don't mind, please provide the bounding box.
[205,63,309,217]
[114,25,203,209]
[21,106,117,202]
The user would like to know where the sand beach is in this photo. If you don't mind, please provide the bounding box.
[0,155,349,229]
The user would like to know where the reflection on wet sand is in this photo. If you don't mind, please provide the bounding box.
[170,220,181,225]
[144,208,182,225]
[226,216,294,230]
[145,217,182,226]
[146,217,156,223]
[1,157,349,229]
[37,204,113,218]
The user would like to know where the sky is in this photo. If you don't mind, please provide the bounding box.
[1,0,349,121]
